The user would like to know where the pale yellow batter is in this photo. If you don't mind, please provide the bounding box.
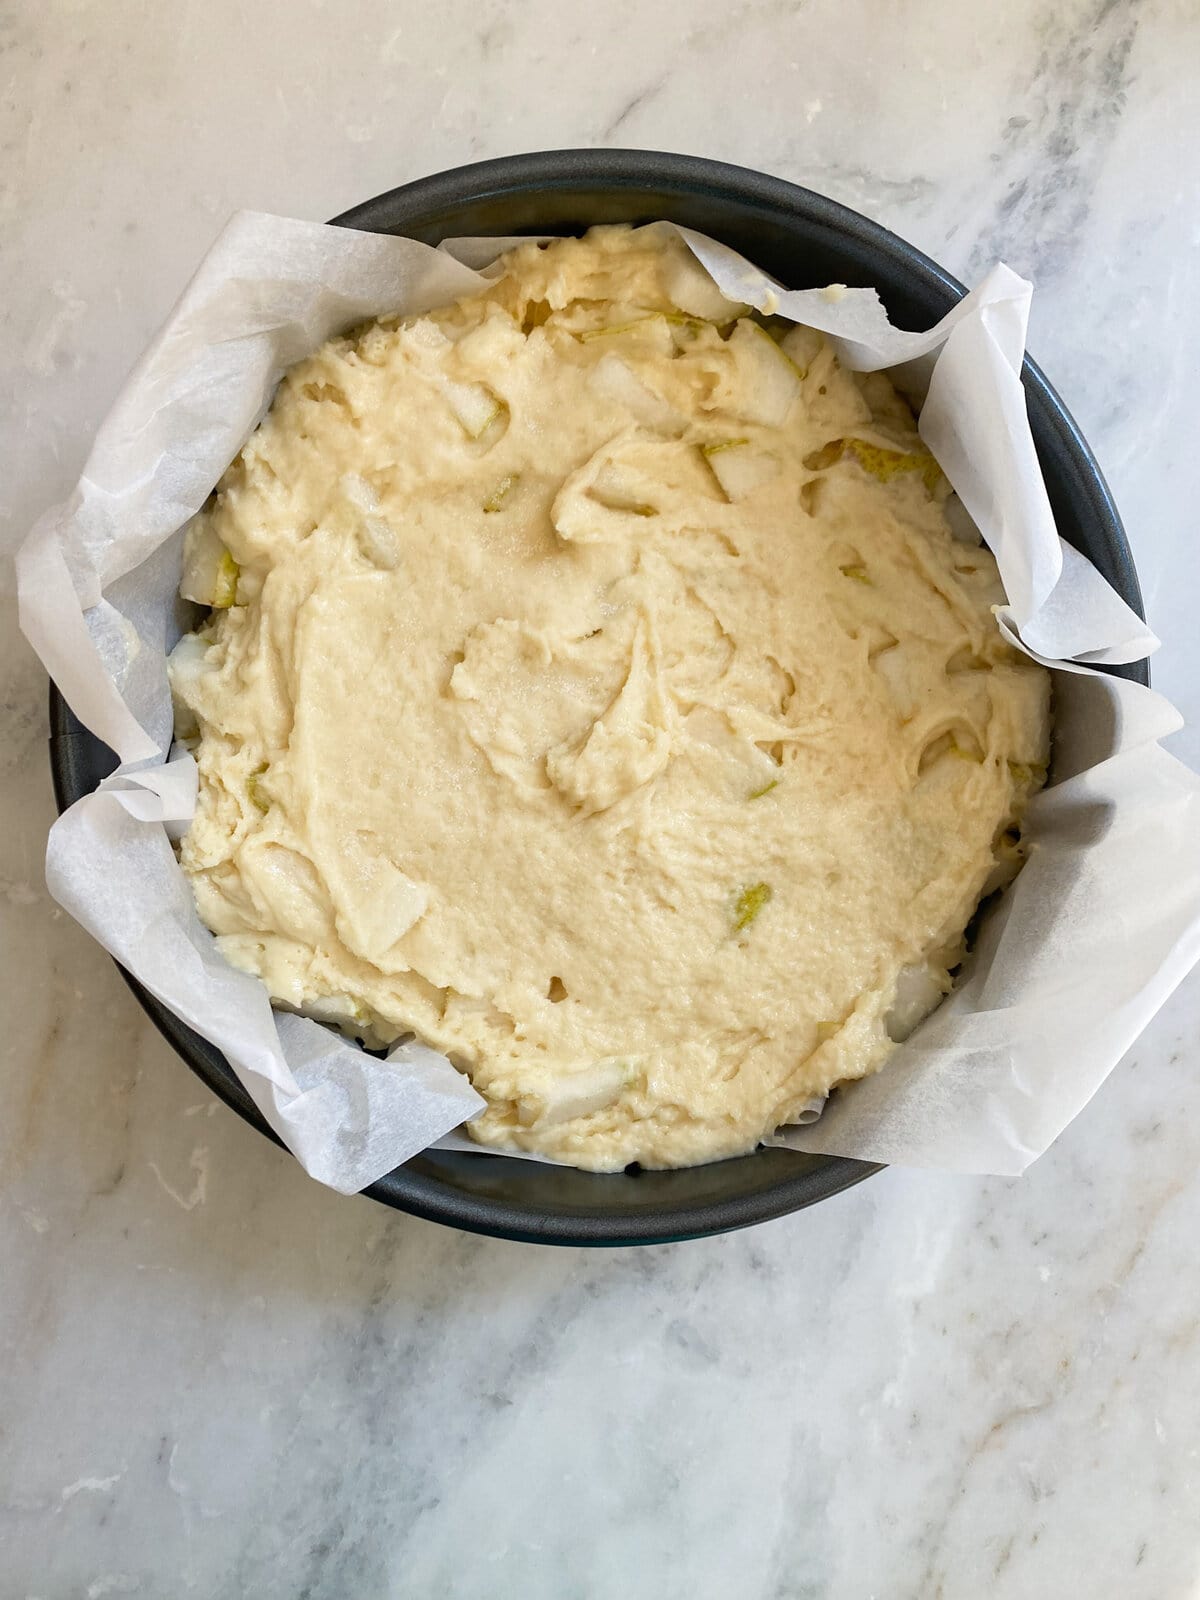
[169,225,1050,1171]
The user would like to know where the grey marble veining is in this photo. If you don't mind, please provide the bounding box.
[3,1,1200,1595]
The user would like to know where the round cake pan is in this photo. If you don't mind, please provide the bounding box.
[48,149,1148,1245]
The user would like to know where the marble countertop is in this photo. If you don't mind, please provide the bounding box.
[3,1,1200,1594]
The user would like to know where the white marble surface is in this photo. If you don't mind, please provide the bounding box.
[3,1,1200,1594]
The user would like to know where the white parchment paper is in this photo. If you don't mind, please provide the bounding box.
[16,211,1200,1190]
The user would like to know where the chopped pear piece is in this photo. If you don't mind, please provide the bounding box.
[659,247,751,321]
[733,881,773,932]
[873,641,922,720]
[212,550,239,607]
[1007,759,1048,788]
[589,460,658,517]
[453,310,528,367]
[846,437,941,493]
[246,762,270,814]
[336,474,401,568]
[589,353,685,432]
[803,436,942,494]
[516,1058,638,1127]
[167,630,211,690]
[438,376,507,439]
[166,630,213,738]
[701,438,782,501]
[357,516,401,570]
[803,439,846,472]
[722,320,804,425]
[483,474,519,513]
[405,319,509,438]
[885,962,950,1042]
[552,446,665,540]
[339,472,378,511]
[181,519,240,608]
[404,317,452,355]
[578,314,676,357]
[299,992,371,1032]
[779,323,823,376]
